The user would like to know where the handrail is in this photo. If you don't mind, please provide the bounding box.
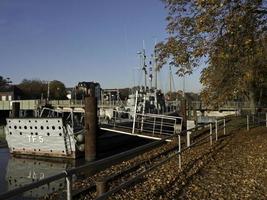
[95,122,223,199]
[246,113,267,131]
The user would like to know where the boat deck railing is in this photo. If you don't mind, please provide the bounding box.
[99,110,183,140]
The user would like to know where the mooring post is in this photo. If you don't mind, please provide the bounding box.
[247,115,249,131]
[11,102,20,118]
[96,179,107,197]
[84,86,97,162]
[180,99,187,131]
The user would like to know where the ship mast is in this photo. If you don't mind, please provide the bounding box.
[138,41,148,91]
[142,40,147,91]
[153,41,158,90]
[169,66,172,93]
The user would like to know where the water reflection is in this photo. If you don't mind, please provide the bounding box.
[1,153,77,199]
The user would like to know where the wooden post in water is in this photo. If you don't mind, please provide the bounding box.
[12,102,20,118]
[180,99,187,130]
[84,85,97,162]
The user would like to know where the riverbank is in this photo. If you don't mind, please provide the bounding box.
[108,121,267,199]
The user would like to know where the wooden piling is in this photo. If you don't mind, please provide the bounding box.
[12,102,20,118]
[180,99,187,130]
[84,87,98,162]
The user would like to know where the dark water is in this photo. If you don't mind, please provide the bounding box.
[0,131,152,199]
[0,148,79,199]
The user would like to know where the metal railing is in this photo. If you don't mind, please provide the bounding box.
[246,112,267,131]
[100,110,183,138]
[186,117,226,148]
[0,100,40,110]
[95,121,229,199]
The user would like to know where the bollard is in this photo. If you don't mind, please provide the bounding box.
[247,115,249,131]
[209,123,213,145]
[84,95,97,162]
[12,102,20,118]
[96,179,107,197]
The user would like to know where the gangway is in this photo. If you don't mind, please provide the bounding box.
[100,110,183,141]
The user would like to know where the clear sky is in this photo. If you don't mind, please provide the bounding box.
[0,0,203,92]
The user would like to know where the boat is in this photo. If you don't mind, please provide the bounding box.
[5,107,85,159]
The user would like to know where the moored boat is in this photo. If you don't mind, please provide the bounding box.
[5,107,85,159]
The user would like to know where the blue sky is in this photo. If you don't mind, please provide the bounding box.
[0,0,202,92]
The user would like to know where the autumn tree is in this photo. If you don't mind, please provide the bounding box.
[157,0,267,113]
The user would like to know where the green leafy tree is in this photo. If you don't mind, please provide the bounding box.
[49,80,67,100]
[0,76,12,88]
[18,79,67,100]
[18,79,47,99]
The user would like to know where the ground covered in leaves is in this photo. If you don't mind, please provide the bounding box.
[110,124,267,200]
